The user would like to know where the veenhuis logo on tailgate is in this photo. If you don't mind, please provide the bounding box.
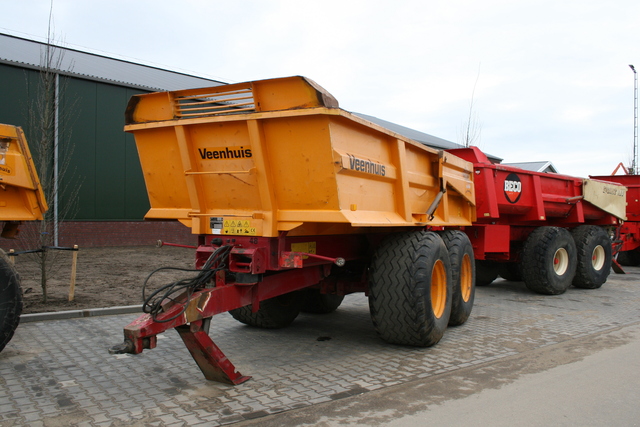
[198,146,252,160]
[504,173,522,203]
[347,154,386,176]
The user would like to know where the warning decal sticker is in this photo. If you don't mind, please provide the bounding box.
[223,219,257,236]
[291,242,317,259]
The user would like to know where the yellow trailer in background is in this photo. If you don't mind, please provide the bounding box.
[0,123,48,352]
[112,76,477,384]
[0,124,47,230]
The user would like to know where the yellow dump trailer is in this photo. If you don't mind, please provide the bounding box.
[0,124,47,229]
[0,123,48,352]
[112,76,477,384]
[126,76,475,235]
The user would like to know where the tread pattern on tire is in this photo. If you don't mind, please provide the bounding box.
[0,251,22,352]
[301,288,344,314]
[439,230,475,326]
[521,226,577,295]
[475,260,498,286]
[229,291,305,329]
[571,225,611,289]
[368,231,452,347]
[498,262,522,282]
[616,250,640,267]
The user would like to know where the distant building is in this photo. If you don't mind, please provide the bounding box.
[503,161,558,174]
[0,32,223,248]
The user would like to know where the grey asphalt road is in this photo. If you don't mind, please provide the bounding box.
[234,321,640,426]
[395,323,640,427]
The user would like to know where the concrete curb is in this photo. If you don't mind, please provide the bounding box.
[20,305,143,323]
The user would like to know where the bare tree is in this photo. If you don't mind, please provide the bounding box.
[458,65,482,148]
[21,6,80,303]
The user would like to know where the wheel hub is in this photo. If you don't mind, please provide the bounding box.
[431,259,447,318]
[553,248,569,275]
[591,245,605,271]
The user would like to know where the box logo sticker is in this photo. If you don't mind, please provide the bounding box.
[504,173,522,203]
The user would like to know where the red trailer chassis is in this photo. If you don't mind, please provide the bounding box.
[111,232,379,384]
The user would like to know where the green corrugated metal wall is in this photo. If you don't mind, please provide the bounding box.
[0,62,150,221]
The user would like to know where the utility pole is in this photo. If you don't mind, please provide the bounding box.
[630,64,638,175]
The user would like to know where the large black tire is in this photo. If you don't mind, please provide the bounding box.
[571,225,612,289]
[438,230,475,326]
[301,288,344,314]
[475,260,499,286]
[368,231,452,347]
[0,251,22,352]
[616,250,640,267]
[521,227,577,295]
[498,262,522,282]
[229,291,305,329]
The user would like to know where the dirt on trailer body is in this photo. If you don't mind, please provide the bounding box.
[8,245,196,314]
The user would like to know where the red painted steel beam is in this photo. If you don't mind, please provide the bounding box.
[113,264,328,383]
[122,265,327,352]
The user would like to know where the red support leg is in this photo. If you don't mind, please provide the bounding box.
[611,257,626,274]
[175,321,251,385]
[111,265,328,384]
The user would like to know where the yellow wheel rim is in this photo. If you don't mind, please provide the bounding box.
[431,259,447,318]
[460,253,473,302]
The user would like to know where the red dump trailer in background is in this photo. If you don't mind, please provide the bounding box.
[590,174,640,266]
[447,146,627,295]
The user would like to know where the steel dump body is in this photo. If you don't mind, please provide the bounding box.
[447,147,625,260]
[0,124,47,228]
[592,175,640,223]
[125,76,475,238]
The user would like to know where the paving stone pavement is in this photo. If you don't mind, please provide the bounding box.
[1,267,640,426]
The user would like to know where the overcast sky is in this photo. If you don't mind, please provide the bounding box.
[2,0,639,177]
